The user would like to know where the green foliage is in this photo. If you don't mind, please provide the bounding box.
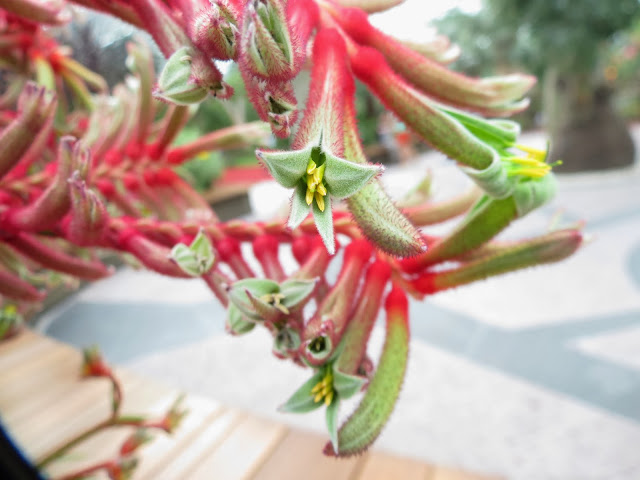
[437,0,640,74]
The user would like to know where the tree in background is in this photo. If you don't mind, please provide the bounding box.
[437,0,640,171]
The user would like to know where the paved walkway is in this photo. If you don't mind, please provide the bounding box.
[36,128,640,480]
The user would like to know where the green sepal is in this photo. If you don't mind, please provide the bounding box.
[332,368,366,400]
[257,147,312,189]
[279,278,317,309]
[326,396,340,454]
[246,289,282,323]
[460,152,513,199]
[512,173,556,217]
[226,304,256,335]
[289,182,311,229]
[227,278,280,321]
[323,152,382,199]
[278,370,326,413]
[439,105,520,149]
[169,230,215,277]
[312,195,335,255]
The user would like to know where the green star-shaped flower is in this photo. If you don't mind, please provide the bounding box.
[257,145,381,254]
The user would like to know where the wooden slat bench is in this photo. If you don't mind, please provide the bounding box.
[0,330,500,480]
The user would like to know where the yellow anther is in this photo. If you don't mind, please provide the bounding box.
[315,192,325,212]
[313,163,326,184]
[311,382,322,394]
[314,391,324,403]
[307,175,317,192]
[316,182,327,196]
[306,188,314,205]
[511,166,550,178]
[324,390,334,406]
[516,144,547,160]
[510,156,545,168]
[306,159,317,175]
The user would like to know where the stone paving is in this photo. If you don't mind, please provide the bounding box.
[37,128,640,480]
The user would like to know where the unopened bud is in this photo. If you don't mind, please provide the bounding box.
[189,1,240,60]
[412,228,583,294]
[155,47,211,105]
[241,0,297,80]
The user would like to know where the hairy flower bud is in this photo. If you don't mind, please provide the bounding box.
[155,47,213,105]
[412,228,583,294]
[333,6,534,115]
[240,0,298,80]
[188,0,240,60]
[0,82,56,179]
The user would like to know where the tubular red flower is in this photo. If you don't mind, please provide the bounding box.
[332,6,534,115]
[335,260,392,375]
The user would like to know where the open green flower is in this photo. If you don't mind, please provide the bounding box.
[257,146,380,254]
[279,361,366,452]
[227,277,317,323]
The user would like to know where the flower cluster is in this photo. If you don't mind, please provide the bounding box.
[0,0,584,461]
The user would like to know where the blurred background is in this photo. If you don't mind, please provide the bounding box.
[35,1,640,479]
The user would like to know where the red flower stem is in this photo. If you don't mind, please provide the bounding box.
[167,122,270,165]
[152,105,190,158]
[37,419,112,469]
[335,259,391,375]
[203,269,230,308]
[7,233,112,279]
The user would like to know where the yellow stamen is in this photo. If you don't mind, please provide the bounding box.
[311,383,322,394]
[510,167,550,178]
[509,156,546,168]
[324,390,334,406]
[314,391,324,403]
[307,175,317,192]
[316,182,327,196]
[516,144,547,160]
[306,159,317,175]
[313,163,325,184]
[305,188,314,205]
[315,192,325,212]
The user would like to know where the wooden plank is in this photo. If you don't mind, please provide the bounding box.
[187,414,288,480]
[151,408,244,480]
[0,336,69,388]
[252,429,366,480]
[0,329,42,364]
[356,451,433,480]
[432,467,502,480]
[12,372,147,461]
[133,395,222,479]
[1,350,80,423]
[43,372,179,478]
